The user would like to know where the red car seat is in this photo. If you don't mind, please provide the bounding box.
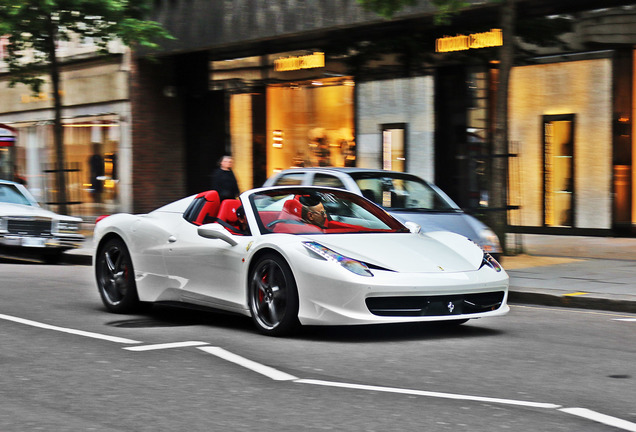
[193,190,221,225]
[280,198,303,220]
[217,199,242,229]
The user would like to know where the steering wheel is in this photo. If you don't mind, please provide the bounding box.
[267,219,305,228]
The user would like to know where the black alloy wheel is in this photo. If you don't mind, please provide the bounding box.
[96,237,141,313]
[249,253,299,336]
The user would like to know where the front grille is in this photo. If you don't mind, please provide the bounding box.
[7,218,52,236]
[366,291,505,317]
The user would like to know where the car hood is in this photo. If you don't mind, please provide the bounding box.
[0,202,79,221]
[308,231,484,273]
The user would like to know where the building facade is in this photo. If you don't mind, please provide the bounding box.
[2,1,636,239]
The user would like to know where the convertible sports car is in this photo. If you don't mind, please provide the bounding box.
[94,186,509,336]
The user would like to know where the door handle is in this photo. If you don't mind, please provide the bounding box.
[168,236,177,243]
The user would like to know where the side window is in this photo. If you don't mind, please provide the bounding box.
[274,172,305,186]
[313,173,346,189]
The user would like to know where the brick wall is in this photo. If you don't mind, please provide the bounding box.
[130,56,186,213]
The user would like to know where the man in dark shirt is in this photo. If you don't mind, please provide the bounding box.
[210,155,239,201]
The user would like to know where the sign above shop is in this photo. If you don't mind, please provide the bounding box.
[274,52,325,72]
[435,29,503,53]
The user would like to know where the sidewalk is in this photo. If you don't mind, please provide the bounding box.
[504,234,636,313]
[66,233,636,314]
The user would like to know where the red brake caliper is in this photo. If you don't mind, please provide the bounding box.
[259,272,267,303]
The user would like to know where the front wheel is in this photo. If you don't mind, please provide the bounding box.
[248,253,299,336]
[95,237,142,313]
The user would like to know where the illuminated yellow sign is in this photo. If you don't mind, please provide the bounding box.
[436,29,503,53]
[274,52,325,72]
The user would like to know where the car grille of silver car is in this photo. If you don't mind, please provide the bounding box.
[365,291,505,317]
[7,218,52,236]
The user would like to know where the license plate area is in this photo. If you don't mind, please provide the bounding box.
[22,237,46,247]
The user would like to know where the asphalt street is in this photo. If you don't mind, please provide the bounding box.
[1,258,636,431]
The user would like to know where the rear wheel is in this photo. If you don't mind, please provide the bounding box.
[95,237,141,313]
[249,253,299,336]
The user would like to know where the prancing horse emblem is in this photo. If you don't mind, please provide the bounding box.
[447,302,455,313]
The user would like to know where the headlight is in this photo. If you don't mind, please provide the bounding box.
[0,216,7,232]
[479,227,501,253]
[56,220,80,234]
[480,253,502,272]
[302,241,373,277]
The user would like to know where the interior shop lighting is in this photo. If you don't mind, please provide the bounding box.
[273,130,284,148]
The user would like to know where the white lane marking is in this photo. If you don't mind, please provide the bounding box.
[199,346,298,381]
[614,318,636,322]
[0,313,140,344]
[295,379,561,409]
[560,408,636,432]
[4,312,635,431]
[124,341,208,351]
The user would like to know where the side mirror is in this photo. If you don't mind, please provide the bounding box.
[197,223,238,246]
[404,221,421,234]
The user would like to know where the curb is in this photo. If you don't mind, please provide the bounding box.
[509,289,636,314]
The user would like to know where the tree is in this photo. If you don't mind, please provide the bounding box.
[0,0,172,214]
[357,0,514,254]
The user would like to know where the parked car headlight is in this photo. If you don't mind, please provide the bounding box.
[0,216,7,232]
[302,241,373,277]
[55,220,81,234]
[479,227,501,252]
[480,253,502,272]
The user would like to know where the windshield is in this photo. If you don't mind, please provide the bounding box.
[0,184,34,206]
[350,172,459,211]
[250,188,408,235]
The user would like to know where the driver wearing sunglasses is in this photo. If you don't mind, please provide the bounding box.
[299,194,328,228]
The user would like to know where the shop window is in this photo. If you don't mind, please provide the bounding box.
[543,114,574,227]
[381,124,407,172]
[312,173,345,188]
[266,77,355,175]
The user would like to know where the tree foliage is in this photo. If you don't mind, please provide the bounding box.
[0,0,171,92]
[0,1,171,213]
[357,0,470,23]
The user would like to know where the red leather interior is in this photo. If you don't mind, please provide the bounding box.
[217,199,242,226]
[193,190,221,225]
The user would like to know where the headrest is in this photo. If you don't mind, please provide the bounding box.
[218,199,242,224]
[281,199,303,219]
[193,190,221,225]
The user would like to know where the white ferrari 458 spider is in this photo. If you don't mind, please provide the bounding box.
[94,186,509,336]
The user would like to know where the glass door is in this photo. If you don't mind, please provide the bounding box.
[543,114,575,227]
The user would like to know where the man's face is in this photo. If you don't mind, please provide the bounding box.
[306,202,327,227]
[220,157,233,170]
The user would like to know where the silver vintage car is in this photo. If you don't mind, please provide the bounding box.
[0,179,84,263]
[264,167,502,260]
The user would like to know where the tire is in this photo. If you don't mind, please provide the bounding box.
[95,237,142,313]
[248,253,300,336]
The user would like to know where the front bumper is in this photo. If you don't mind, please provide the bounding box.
[0,234,84,250]
[290,253,509,326]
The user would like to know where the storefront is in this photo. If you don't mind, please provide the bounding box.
[0,56,131,217]
[212,52,356,190]
[212,50,436,191]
